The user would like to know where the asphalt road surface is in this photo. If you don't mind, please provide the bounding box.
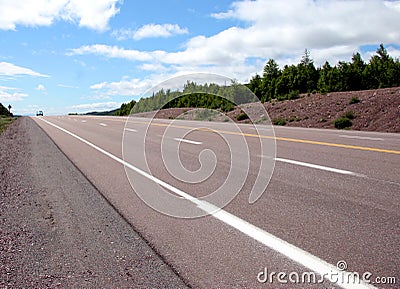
[32,115,399,289]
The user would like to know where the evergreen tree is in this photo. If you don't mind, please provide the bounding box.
[262,58,281,101]
[275,65,297,99]
[296,49,318,93]
[317,61,334,93]
[363,44,397,88]
[348,52,365,91]
[248,74,263,100]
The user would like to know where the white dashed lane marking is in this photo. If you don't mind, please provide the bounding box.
[339,135,384,141]
[173,138,202,145]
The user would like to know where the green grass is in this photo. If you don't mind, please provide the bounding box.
[349,97,360,104]
[272,117,287,126]
[0,116,16,134]
[236,112,249,121]
[342,110,355,120]
[334,117,352,129]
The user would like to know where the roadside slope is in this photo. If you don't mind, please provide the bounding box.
[130,86,400,133]
[263,86,400,132]
[0,117,189,288]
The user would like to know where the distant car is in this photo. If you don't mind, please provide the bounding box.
[36,111,43,116]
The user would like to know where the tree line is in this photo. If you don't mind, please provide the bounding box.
[117,44,400,115]
[248,44,400,102]
[119,80,257,115]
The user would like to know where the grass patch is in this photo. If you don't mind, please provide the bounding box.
[288,116,302,122]
[236,112,249,121]
[334,117,352,129]
[272,117,287,126]
[194,108,219,121]
[349,97,360,104]
[287,90,300,100]
[0,116,16,134]
[342,110,355,120]
[334,110,356,129]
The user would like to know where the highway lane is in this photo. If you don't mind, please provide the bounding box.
[32,115,399,288]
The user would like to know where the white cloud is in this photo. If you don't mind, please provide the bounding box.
[61,0,121,31]
[67,43,271,82]
[209,0,400,62]
[69,44,152,61]
[0,62,49,77]
[113,23,188,40]
[69,101,122,112]
[0,86,28,102]
[36,84,46,91]
[68,43,242,67]
[387,46,400,59]
[0,0,121,31]
[58,83,79,88]
[0,85,17,91]
[88,68,261,101]
[0,1,64,30]
[138,63,168,72]
[69,0,400,83]
[90,77,155,97]
[90,82,107,90]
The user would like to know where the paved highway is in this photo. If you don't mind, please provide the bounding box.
[33,115,399,288]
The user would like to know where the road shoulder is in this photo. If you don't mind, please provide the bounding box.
[0,117,189,288]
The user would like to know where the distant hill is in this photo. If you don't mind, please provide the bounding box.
[0,103,13,117]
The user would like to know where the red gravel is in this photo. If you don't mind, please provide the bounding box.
[262,86,400,132]
[133,87,400,133]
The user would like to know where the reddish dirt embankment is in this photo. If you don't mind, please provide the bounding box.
[135,87,400,133]
[262,87,400,132]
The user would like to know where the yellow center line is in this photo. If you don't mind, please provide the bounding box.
[192,128,400,154]
[274,136,399,154]
[72,117,400,155]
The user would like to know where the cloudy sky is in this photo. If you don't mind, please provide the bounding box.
[0,0,399,115]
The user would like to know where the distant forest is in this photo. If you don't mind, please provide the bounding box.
[115,81,254,115]
[116,44,400,115]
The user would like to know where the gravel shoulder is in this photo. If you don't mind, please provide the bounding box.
[0,117,189,288]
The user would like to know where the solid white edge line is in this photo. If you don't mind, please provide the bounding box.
[173,137,202,145]
[37,117,376,289]
[276,158,357,175]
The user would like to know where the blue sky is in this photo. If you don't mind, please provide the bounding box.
[1,0,400,115]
